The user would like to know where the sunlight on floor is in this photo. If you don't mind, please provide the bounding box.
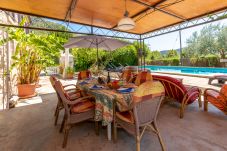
[16,95,43,107]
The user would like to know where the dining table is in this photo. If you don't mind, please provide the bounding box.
[76,77,136,141]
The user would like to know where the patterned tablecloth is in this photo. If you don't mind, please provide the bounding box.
[77,78,133,126]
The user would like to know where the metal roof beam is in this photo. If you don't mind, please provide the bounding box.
[131,0,169,19]
[132,0,188,21]
[64,0,78,22]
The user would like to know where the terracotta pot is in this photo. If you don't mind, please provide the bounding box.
[17,83,36,98]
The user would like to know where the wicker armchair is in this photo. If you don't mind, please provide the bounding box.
[204,84,227,114]
[130,70,153,86]
[49,76,82,125]
[119,69,133,82]
[78,70,92,80]
[54,80,98,148]
[113,81,166,151]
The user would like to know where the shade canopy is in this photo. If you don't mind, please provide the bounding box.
[0,0,227,34]
[64,35,131,51]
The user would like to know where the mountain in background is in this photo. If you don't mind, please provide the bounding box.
[159,48,181,55]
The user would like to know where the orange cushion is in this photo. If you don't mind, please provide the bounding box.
[135,71,153,86]
[71,100,95,113]
[121,70,133,82]
[116,111,134,123]
[206,90,226,112]
[220,84,227,98]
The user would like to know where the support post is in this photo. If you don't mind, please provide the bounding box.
[179,29,183,66]
[143,39,145,70]
[63,48,70,79]
[139,35,142,70]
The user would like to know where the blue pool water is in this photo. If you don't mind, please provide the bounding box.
[145,66,227,75]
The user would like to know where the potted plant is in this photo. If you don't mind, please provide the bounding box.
[65,66,74,79]
[3,17,64,98]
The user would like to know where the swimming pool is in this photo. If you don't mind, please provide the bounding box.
[145,65,227,75]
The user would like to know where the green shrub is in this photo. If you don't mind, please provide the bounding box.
[147,58,180,66]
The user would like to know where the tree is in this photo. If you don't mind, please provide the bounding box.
[166,49,178,58]
[217,27,227,59]
[184,24,227,58]
[149,50,162,60]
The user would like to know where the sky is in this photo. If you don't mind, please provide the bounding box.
[146,19,227,51]
[48,16,227,52]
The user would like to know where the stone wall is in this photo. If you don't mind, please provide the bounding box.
[0,11,20,109]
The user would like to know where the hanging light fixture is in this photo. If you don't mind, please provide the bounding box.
[117,0,135,31]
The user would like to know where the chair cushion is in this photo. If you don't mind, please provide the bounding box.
[116,111,134,123]
[206,90,226,111]
[220,84,227,98]
[78,70,91,80]
[153,75,199,104]
[71,100,95,113]
[133,81,165,103]
[134,71,153,86]
[121,70,133,82]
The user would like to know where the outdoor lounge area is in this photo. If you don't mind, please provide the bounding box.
[0,1,227,151]
[1,75,227,151]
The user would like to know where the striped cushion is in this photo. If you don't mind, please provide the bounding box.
[134,71,153,86]
[153,75,199,104]
[206,90,226,112]
[78,70,91,80]
[220,84,227,100]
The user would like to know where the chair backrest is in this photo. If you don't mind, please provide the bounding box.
[54,81,71,116]
[78,70,91,80]
[132,81,165,126]
[153,75,187,103]
[121,70,133,82]
[49,75,58,88]
[134,70,153,86]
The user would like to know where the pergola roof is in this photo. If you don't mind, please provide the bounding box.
[0,0,227,35]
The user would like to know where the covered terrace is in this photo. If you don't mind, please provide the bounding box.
[0,0,227,151]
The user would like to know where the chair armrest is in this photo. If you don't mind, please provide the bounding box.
[186,86,200,93]
[204,88,227,104]
[65,88,80,92]
[183,86,201,103]
[66,96,94,105]
[63,84,77,88]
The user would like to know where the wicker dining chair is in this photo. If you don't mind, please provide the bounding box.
[49,76,83,125]
[54,80,98,148]
[131,70,153,86]
[120,69,133,82]
[113,81,166,151]
[78,70,92,80]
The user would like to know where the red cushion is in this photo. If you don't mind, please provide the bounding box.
[71,100,95,113]
[153,75,199,104]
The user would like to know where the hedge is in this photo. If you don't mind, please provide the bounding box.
[147,55,223,67]
[147,58,180,66]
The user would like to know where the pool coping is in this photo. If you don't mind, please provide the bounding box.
[151,71,213,78]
